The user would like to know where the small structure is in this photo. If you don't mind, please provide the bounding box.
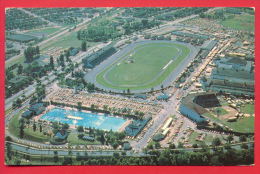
[125,117,151,137]
[123,142,132,150]
[157,93,170,101]
[82,135,95,141]
[21,110,33,119]
[133,94,147,100]
[161,117,173,130]
[29,103,46,115]
[69,48,79,56]
[152,133,165,142]
[54,131,68,141]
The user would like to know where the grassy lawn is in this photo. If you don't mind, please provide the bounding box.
[203,112,254,133]
[41,31,98,53]
[225,116,254,133]
[96,42,190,90]
[25,27,62,36]
[187,131,200,144]
[41,31,81,50]
[8,111,50,143]
[214,107,228,116]
[8,111,22,137]
[220,14,255,32]
[67,132,101,145]
[240,103,254,115]
[204,134,214,144]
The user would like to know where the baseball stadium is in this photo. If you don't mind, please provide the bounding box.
[84,40,198,93]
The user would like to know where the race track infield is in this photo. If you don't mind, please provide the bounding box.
[85,40,199,93]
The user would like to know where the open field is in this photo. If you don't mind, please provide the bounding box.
[25,27,63,36]
[96,41,191,91]
[214,107,228,116]
[41,31,81,50]
[240,104,254,115]
[203,112,254,133]
[220,14,255,32]
[8,111,50,143]
[67,133,101,146]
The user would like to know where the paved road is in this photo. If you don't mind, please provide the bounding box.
[8,141,152,157]
[7,140,253,158]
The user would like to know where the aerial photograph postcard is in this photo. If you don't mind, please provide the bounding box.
[4,7,255,166]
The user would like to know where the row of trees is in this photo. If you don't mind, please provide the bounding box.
[6,8,48,31]
[123,19,161,35]
[24,46,40,62]
[76,127,126,149]
[77,23,120,42]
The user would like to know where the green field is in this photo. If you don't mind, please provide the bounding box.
[240,103,254,115]
[8,111,50,143]
[97,42,190,90]
[214,107,228,116]
[25,27,63,36]
[67,132,101,146]
[203,112,254,133]
[220,14,255,32]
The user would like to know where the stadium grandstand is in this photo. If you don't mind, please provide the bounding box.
[179,92,221,124]
[82,43,116,69]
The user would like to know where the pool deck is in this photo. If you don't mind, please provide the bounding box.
[118,119,131,132]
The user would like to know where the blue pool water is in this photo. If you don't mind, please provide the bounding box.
[40,108,127,131]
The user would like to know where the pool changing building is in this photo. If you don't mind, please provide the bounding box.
[203,57,254,96]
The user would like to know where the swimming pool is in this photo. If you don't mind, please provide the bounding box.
[40,108,127,131]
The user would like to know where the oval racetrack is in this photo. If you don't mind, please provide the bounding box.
[85,40,199,93]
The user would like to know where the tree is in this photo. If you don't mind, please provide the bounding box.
[19,124,24,138]
[24,46,38,62]
[6,142,12,160]
[77,102,82,111]
[17,64,23,74]
[53,151,59,163]
[192,143,199,148]
[113,152,120,158]
[33,122,36,132]
[161,84,164,90]
[49,56,54,70]
[77,31,81,40]
[177,142,184,148]
[154,142,161,149]
[39,124,42,132]
[59,54,65,67]
[212,137,221,148]
[100,133,105,145]
[127,88,130,94]
[81,41,87,51]
[36,46,40,55]
[227,135,234,143]
[65,50,70,62]
[169,143,176,149]
[62,123,69,130]
[241,143,248,149]
[77,126,84,132]
[239,135,247,142]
